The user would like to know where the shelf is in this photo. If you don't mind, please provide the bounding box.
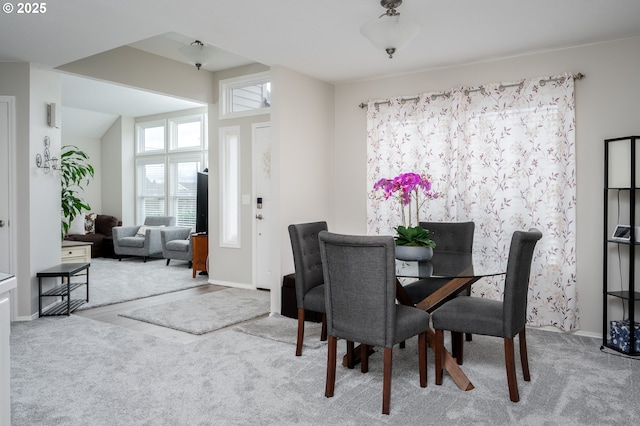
[41,299,86,316]
[40,282,86,297]
[603,342,640,356]
[606,291,640,300]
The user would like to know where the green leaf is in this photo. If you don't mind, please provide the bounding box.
[394,225,436,248]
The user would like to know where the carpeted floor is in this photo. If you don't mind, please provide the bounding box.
[76,257,209,310]
[118,288,270,334]
[234,313,325,349]
[10,314,640,425]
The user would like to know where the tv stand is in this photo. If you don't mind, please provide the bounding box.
[192,233,208,278]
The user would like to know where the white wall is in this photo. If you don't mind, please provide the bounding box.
[333,36,640,336]
[63,135,102,214]
[271,66,335,312]
[0,64,63,318]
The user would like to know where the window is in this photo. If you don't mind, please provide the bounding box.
[219,126,240,247]
[135,110,207,229]
[137,120,165,153]
[220,72,271,119]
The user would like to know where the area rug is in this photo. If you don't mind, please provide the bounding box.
[118,287,270,335]
[233,313,326,349]
[76,257,209,310]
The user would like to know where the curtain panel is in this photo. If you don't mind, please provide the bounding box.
[366,73,578,331]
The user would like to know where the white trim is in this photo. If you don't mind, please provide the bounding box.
[0,96,17,321]
[207,279,253,290]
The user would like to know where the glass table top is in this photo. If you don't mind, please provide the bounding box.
[395,251,508,279]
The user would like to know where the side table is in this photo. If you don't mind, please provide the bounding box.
[192,233,208,278]
[37,263,90,316]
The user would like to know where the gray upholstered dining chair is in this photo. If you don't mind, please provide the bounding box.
[112,216,176,262]
[431,228,542,402]
[318,231,430,415]
[403,221,475,304]
[288,221,328,356]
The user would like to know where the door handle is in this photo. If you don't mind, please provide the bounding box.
[256,214,264,220]
[0,220,5,227]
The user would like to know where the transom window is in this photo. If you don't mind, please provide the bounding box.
[220,71,271,119]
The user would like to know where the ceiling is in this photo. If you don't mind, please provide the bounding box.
[2,0,640,137]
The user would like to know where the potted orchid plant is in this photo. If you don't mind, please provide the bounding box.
[374,172,439,260]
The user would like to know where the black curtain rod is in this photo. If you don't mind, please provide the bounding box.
[358,73,585,109]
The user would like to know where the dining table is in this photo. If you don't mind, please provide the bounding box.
[394,251,508,391]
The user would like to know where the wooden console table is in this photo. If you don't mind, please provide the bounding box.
[192,233,208,278]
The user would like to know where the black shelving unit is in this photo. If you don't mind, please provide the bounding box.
[37,263,90,316]
[603,136,640,356]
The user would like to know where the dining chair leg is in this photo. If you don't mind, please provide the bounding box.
[325,335,337,398]
[465,333,472,342]
[321,313,327,341]
[382,347,392,415]
[295,308,305,356]
[504,337,520,402]
[435,329,444,385]
[418,332,427,388]
[452,331,464,365]
[346,340,355,369]
[519,328,530,381]
[361,344,369,373]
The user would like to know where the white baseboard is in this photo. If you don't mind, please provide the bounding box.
[529,325,601,339]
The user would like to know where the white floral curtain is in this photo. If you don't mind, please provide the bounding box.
[366,73,578,331]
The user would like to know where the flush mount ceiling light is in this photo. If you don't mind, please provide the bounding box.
[360,0,420,59]
[179,40,215,70]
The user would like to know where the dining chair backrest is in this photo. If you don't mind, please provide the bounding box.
[502,228,543,337]
[419,221,474,253]
[318,231,398,348]
[288,222,328,308]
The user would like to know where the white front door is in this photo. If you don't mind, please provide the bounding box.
[253,123,272,290]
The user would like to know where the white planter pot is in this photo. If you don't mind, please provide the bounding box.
[395,245,433,261]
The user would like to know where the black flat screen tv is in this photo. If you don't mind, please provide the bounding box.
[195,169,208,234]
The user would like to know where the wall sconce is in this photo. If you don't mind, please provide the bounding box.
[35,136,59,174]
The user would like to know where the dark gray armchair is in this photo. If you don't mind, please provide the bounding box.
[161,227,193,266]
[288,221,328,356]
[318,231,430,415]
[112,216,176,262]
[432,228,542,402]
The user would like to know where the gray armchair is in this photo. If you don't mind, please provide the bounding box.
[318,231,430,415]
[432,228,542,402]
[112,216,176,262]
[161,227,193,267]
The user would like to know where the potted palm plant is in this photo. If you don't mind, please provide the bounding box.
[60,145,94,239]
[374,172,439,260]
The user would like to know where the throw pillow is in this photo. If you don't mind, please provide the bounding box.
[135,225,165,237]
[85,213,97,234]
[95,215,119,237]
[67,215,86,236]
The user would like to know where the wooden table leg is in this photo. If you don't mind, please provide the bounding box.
[427,329,474,391]
[396,275,478,391]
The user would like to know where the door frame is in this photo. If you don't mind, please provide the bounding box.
[251,121,271,290]
[0,96,17,320]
